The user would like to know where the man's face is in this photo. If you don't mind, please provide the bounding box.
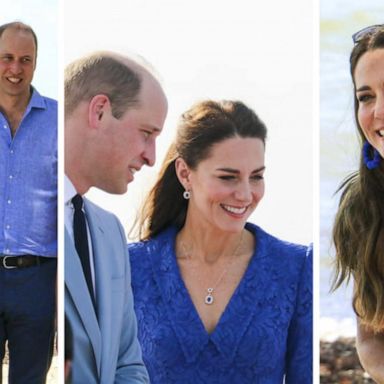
[0,28,36,100]
[93,76,168,194]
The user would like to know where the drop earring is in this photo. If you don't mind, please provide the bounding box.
[183,190,190,200]
[363,141,381,170]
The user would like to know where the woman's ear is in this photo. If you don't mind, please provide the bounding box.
[175,157,191,190]
[88,94,111,129]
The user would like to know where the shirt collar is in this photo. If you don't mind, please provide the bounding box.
[27,87,46,111]
[65,174,78,205]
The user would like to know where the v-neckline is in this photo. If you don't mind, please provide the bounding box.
[170,230,255,336]
[149,223,270,363]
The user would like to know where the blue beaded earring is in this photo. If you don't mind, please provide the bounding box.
[363,141,381,170]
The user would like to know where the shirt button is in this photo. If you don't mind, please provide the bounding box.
[3,125,7,129]
[9,175,13,179]
[5,249,10,253]
[7,200,11,204]
[6,225,10,229]
[10,150,14,154]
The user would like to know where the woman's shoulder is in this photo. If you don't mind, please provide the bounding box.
[246,223,312,297]
[246,223,312,256]
[128,226,177,260]
[246,222,311,265]
[128,227,178,290]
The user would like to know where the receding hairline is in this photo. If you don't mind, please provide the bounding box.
[77,50,163,87]
[65,51,167,119]
[0,21,38,51]
[97,51,167,109]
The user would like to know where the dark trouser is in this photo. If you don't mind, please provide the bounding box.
[0,258,56,384]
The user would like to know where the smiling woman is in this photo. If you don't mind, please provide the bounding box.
[354,48,384,158]
[175,136,265,235]
[332,25,384,382]
[128,99,313,383]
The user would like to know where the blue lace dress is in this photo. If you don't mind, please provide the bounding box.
[129,223,312,383]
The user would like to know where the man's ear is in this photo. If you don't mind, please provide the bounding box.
[175,157,192,191]
[88,94,111,129]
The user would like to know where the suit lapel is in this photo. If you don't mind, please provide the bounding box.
[86,203,113,332]
[85,200,122,381]
[65,229,102,374]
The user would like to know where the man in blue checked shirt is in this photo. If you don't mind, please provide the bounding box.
[0,22,57,383]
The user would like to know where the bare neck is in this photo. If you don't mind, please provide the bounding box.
[177,219,245,264]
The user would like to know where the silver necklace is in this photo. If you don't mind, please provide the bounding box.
[180,231,243,305]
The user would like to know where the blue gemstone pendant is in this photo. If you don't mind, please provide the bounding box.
[205,288,214,305]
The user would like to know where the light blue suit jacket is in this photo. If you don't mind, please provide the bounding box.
[65,199,149,383]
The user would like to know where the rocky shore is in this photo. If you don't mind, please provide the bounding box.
[320,337,375,383]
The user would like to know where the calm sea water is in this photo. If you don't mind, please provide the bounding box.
[320,0,383,338]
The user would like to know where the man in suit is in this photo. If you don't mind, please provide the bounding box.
[64,52,168,383]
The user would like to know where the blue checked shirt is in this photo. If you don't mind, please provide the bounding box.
[0,88,57,257]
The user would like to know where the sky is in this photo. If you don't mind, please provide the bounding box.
[64,0,314,245]
[1,0,314,245]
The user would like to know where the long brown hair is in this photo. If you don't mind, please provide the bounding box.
[134,100,267,240]
[332,26,384,331]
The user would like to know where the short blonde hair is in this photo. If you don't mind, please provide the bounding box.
[65,52,142,118]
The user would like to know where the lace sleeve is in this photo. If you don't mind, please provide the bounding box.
[285,244,313,383]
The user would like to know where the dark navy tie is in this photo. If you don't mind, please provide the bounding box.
[72,194,96,310]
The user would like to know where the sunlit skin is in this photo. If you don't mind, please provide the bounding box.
[178,136,265,242]
[354,48,384,158]
[0,27,36,135]
[356,319,384,383]
[89,75,168,194]
[175,136,265,333]
[65,73,168,195]
[0,27,36,102]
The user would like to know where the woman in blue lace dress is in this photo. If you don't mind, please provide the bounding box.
[129,100,312,383]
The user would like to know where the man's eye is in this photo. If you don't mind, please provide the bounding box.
[219,175,235,181]
[142,131,151,139]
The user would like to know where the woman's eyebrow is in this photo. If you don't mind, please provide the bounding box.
[216,166,266,173]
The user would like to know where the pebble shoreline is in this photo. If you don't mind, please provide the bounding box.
[320,337,375,383]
